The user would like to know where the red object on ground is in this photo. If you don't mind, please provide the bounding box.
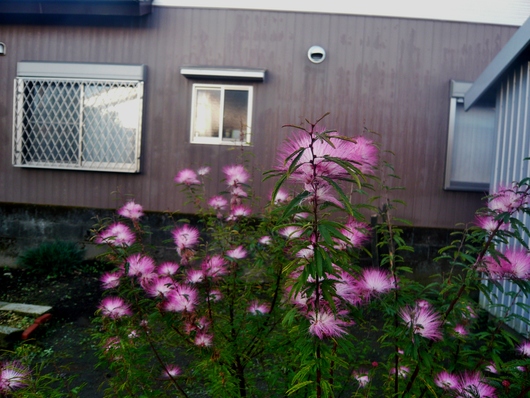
[21,313,52,340]
[34,313,52,325]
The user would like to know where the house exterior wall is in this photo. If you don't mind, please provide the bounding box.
[0,8,518,228]
[479,61,530,337]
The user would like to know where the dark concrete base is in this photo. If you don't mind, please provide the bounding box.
[0,203,461,277]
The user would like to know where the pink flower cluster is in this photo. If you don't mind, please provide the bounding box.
[333,219,371,250]
[0,361,31,394]
[96,222,135,247]
[488,184,527,215]
[287,267,394,339]
[276,127,378,207]
[483,248,530,280]
[98,199,285,352]
[434,371,496,397]
[175,164,252,220]
[476,183,529,234]
[96,201,145,246]
[174,166,210,186]
[222,164,252,220]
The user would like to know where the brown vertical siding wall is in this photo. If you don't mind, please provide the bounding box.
[0,8,518,228]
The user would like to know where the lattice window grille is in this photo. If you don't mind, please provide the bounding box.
[13,77,143,173]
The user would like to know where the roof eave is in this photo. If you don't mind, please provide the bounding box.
[0,0,152,17]
[465,15,530,110]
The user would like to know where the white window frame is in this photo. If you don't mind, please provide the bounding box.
[12,62,145,173]
[189,83,253,145]
[444,80,496,192]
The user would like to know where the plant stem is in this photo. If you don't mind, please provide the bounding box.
[142,326,189,398]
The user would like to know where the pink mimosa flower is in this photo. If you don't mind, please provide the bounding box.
[172,224,200,250]
[162,285,198,313]
[484,249,530,280]
[97,222,135,247]
[99,296,132,319]
[126,254,156,277]
[434,371,459,390]
[399,303,443,341]
[186,269,205,284]
[161,364,182,379]
[118,200,144,220]
[157,262,180,276]
[517,341,530,357]
[456,371,496,398]
[502,249,530,279]
[230,186,248,198]
[279,226,304,239]
[296,246,314,260]
[145,276,175,298]
[485,362,498,374]
[194,333,213,347]
[475,215,509,234]
[303,183,343,208]
[390,366,410,378]
[208,289,222,302]
[174,168,201,185]
[258,236,272,245]
[226,205,252,221]
[276,129,379,184]
[488,184,526,214]
[100,271,123,290]
[197,166,211,176]
[202,255,228,278]
[334,219,371,250]
[352,370,370,387]
[357,268,394,297]
[454,324,468,336]
[208,195,228,211]
[248,301,270,315]
[343,135,379,174]
[0,361,31,394]
[271,188,290,204]
[308,310,349,339]
[226,245,248,260]
[334,271,362,306]
[223,164,250,187]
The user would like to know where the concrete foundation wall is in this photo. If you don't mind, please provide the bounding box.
[0,203,458,273]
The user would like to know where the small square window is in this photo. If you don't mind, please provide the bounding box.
[444,81,496,191]
[190,84,252,145]
[13,62,144,173]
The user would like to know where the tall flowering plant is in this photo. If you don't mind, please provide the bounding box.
[88,116,530,398]
[92,166,297,397]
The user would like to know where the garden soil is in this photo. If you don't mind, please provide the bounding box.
[0,266,108,397]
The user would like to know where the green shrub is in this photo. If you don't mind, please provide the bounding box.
[17,241,86,278]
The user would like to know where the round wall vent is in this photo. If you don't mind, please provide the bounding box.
[307,45,326,64]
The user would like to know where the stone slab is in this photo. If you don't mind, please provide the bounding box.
[0,302,9,309]
[0,325,22,335]
[0,303,52,316]
[0,325,22,347]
